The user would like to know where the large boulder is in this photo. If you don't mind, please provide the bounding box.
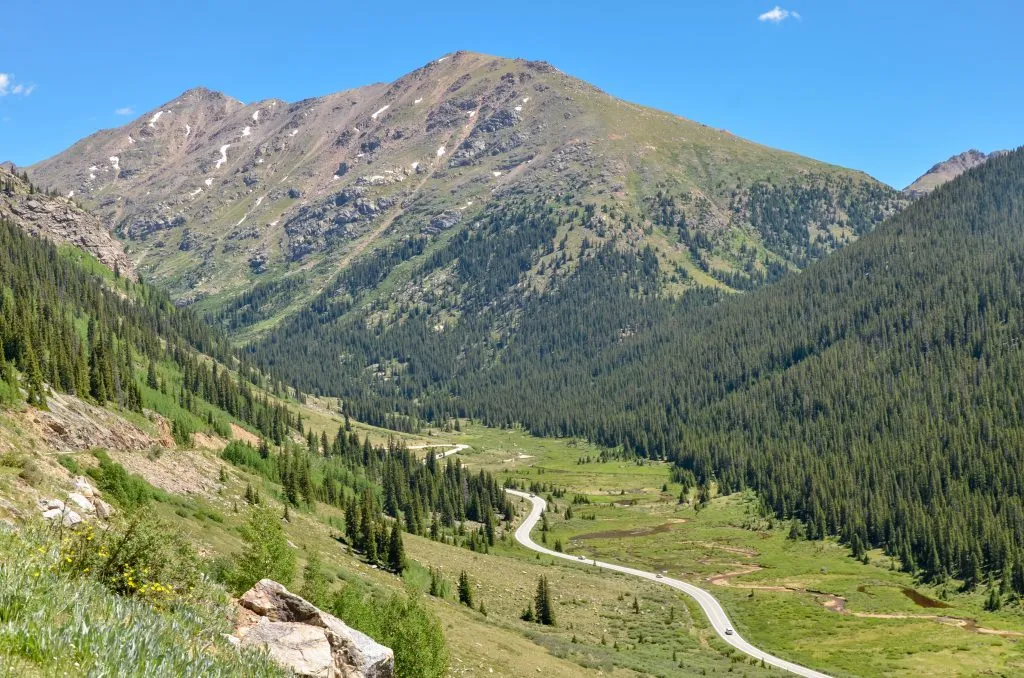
[234,579,394,678]
[66,492,95,514]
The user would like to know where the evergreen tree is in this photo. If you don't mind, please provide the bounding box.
[457,570,473,607]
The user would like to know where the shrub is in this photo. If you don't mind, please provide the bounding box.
[330,586,448,678]
[0,524,285,676]
[57,516,202,603]
[86,450,154,509]
[57,454,82,475]
[227,505,295,593]
[299,551,329,607]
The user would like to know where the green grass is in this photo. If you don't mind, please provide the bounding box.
[0,525,284,677]
[441,425,1024,677]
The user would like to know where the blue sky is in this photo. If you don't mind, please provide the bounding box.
[1,0,1020,188]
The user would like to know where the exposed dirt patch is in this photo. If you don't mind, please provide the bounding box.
[821,595,847,613]
[706,565,765,587]
[106,448,222,497]
[230,424,261,446]
[192,432,226,451]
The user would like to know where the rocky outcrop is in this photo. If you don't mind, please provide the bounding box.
[233,579,394,678]
[0,167,134,277]
[37,476,115,527]
[13,390,158,454]
[283,188,397,260]
[423,210,462,235]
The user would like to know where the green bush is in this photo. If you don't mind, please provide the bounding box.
[227,505,295,593]
[86,450,155,509]
[56,454,82,475]
[56,515,201,603]
[330,585,448,678]
[0,359,19,407]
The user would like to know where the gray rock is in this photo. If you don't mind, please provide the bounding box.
[0,168,135,278]
[72,476,95,498]
[39,498,65,512]
[242,620,334,677]
[94,498,114,520]
[66,492,95,514]
[236,579,394,678]
[423,211,462,235]
[41,507,83,527]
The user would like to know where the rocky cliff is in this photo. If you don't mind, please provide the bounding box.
[0,165,134,277]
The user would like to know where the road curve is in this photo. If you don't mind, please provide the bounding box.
[506,489,831,678]
[408,443,470,462]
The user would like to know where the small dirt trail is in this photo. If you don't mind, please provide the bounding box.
[823,604,1024,638]
[506,489,832,678]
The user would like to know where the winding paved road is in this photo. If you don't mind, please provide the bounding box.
[506,489,831,678]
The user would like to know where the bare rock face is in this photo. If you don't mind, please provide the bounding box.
[0,166,134,277]
[233,579,394,678]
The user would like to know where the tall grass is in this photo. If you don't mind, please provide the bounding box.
[0,524,284,677]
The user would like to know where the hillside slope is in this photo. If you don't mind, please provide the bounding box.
[30,51,902,318]
[411,146,1024,590]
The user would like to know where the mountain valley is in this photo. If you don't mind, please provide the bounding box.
[4,37,1024,678]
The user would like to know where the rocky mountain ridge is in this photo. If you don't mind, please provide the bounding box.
[30,51,902,322]
[903,148,1008,198]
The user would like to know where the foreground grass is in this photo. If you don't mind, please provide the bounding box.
[0,525,283,678]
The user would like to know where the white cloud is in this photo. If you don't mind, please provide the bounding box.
[115,106,135,116]
[0,73,33,96]
[759,6,800,23]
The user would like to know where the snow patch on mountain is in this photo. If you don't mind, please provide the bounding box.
[215,144,230,169]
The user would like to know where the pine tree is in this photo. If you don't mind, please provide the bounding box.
[457,570,473,607]
[387,520,407,573]
[534,576,555,625]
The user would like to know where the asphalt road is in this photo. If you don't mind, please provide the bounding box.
[506,489,832,678]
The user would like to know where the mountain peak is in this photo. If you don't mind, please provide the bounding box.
[29,52,899,306]
[904,148,1006,197]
